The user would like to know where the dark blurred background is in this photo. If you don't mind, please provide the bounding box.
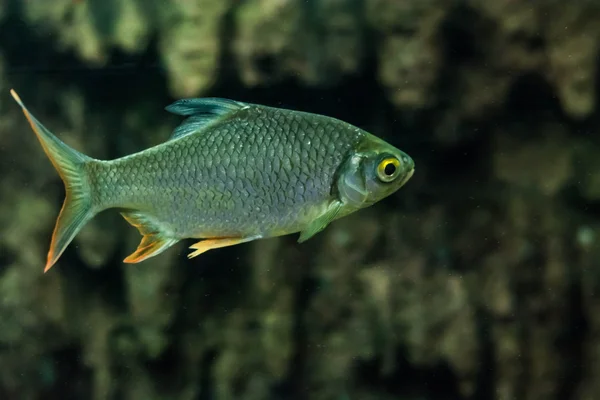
[0,0,599,399]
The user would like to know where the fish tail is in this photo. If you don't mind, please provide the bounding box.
[11,89,97,272]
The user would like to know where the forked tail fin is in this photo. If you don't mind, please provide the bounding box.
[10,89,97,272]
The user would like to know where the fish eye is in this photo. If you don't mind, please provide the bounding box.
[376,156,401,183]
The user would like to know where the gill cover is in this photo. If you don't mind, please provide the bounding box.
[337,154,369,208]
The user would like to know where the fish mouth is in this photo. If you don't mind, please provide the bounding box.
[400,168,415,186]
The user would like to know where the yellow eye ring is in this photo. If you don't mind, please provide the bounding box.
[377,157,401,182]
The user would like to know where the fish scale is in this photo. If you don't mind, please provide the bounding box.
[92,107,354,239]
[10,89,414,271]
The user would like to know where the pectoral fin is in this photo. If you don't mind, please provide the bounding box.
[121,211,179,263]
[298,201,343,243]
[188,236,260,259]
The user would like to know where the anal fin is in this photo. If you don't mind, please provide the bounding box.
[121,211,178,263]
[188,236,259,259]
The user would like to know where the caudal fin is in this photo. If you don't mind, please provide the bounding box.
[11,89,96,272]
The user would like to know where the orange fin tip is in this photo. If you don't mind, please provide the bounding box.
[120,211,178,263]
[44,259,54,273]
[123,234,178,263]
[187,236,260,259]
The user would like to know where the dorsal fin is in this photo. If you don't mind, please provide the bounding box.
[165,98,247,140]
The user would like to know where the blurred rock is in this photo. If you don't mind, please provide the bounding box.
[13,0,600,118]
[159,0,232,97]
[543,3,600,119]
[576,140,600,201]
[493,127,574,196]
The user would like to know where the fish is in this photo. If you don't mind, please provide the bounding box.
[10,89,415,273]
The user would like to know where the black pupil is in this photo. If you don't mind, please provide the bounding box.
[384,162,396,176]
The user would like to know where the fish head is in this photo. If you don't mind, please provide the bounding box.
[337,134,414,209]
